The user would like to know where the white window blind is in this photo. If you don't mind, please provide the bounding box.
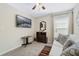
[54,13,70,37]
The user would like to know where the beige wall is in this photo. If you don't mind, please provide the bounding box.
[34,15,54,44]
[0,4,35,55]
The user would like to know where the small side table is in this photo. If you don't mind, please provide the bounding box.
[21,36,32,46]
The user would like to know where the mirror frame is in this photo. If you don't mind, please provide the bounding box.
[40,21,46,32]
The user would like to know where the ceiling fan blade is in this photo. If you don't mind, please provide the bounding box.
[42,6,46,10]
[32,5,36,10]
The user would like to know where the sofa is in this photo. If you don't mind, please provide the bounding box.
[49,34,79,56]
[49,40,63,56]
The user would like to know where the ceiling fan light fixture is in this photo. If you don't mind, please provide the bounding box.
[32,3,46,10]
[32,5,36,10]
[42,6,46,10]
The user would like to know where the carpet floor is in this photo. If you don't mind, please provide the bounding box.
[2,41,52,56]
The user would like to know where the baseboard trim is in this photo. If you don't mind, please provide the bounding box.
[0,45,21,56]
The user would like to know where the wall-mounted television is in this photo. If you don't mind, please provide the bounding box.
[16,15,32,28]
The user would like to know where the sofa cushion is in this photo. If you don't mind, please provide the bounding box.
[69,34,79,43]
[56,34,69,45]
[61,42,79,56]
[63,39,75,50]
[63,34,79,50]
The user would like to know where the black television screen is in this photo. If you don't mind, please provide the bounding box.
[16,15,31,28]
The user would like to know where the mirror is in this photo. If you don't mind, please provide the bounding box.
[40,21,46,32]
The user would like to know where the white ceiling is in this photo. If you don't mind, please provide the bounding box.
[8,3,76,17]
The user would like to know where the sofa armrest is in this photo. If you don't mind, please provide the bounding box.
[49,40,63,56]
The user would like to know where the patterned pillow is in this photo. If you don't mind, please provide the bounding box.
[63,40,75,50]
[56,34,69,45]
[61,42,79,56]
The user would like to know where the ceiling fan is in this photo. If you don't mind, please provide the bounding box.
[32,3,46,10]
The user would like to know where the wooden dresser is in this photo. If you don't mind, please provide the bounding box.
[36,32,47,43]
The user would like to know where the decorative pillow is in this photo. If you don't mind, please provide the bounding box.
[56,34,69,45]
[69,34,79,43]
[61,48,77,56]
[63,40,75,50]
[61,42,79,56]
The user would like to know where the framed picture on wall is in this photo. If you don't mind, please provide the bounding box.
[40,21,46,32]
[16,15,32,28]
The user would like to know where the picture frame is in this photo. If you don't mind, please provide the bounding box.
[16,15,32,28]
[40,21,46,32]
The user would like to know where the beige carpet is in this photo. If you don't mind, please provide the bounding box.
[2,41,52,56]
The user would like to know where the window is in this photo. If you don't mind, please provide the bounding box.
[54,13,70,37]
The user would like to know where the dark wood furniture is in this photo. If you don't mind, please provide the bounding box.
[21,36,32,46]
[36,32,47,43]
